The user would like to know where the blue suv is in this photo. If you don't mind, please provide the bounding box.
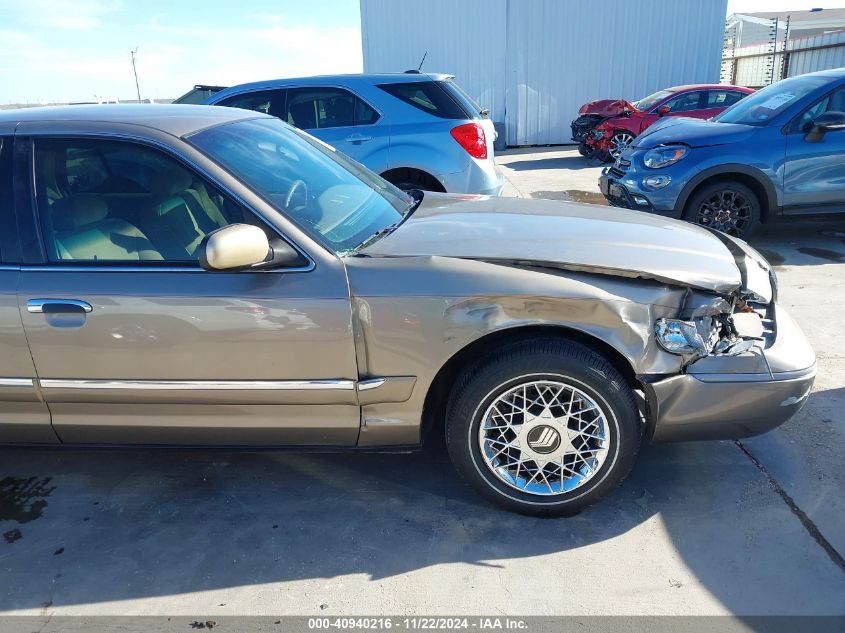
[599,68,845,238]
[203,73,504,196]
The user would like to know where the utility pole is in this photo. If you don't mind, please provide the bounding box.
[130,47,141,102]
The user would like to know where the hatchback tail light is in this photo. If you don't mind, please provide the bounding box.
[450,123,488,159]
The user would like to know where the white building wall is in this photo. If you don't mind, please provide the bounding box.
[361,0,727,146]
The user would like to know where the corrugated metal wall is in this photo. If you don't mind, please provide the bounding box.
[787,31,845,77]
[361,0,727,146]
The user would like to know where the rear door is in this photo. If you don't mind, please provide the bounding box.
[14,128,361,446]
[0,134,56,443]
[284,87,389,173]
[783,85,845,213]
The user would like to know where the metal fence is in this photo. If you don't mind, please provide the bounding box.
[721,18,845,88]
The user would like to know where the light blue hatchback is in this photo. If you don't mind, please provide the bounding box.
[203,73,504,196]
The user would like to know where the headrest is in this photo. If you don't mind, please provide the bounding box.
[149,168,192,201]
[51,196,109,231]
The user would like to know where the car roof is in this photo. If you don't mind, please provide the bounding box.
[666,84,754,92]
[0,104,266,137]
[796,67,845,79]
[211,72,454,96]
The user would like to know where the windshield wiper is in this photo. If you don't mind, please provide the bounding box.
[342,191,423,256]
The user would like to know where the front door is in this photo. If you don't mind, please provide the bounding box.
[15,134,360,446]
[783,85,845,213]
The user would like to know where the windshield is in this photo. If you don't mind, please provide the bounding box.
[189,118,408,254]
[714,75,830,125]
[632,90,674,111]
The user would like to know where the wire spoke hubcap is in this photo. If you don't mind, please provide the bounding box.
[478,380,611,496]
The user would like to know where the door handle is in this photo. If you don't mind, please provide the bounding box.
[27,299,93,314]
[345,134,373,143]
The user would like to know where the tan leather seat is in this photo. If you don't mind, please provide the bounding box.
[142,169,229,260]
[51,195,163,261]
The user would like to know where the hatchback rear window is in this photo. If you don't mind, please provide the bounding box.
[377,80,470,119]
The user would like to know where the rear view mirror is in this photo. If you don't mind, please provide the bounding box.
[199,224,271,271]
[806,111,845,142]
[657,105,671,116]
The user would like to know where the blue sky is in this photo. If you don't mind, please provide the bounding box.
[0,0,363,103]
[0,0,835,104]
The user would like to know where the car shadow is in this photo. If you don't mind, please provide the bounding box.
[1,387,844,616]
[751,219,845,267]
[502,155,605,171]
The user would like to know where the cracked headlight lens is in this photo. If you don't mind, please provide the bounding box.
[654,318,719,357]
[592,129,606,140]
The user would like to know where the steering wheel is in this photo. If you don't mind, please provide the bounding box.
[284,179,307,211]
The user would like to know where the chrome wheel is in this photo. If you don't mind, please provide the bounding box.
[609,132,634,160]
[478,379,611,496]
[695,188,753,236]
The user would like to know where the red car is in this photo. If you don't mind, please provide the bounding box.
[579,84,753,161]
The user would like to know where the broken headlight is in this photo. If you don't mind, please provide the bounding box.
[654,317,721,358]
[592,129,606,140]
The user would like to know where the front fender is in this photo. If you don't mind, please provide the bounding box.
[344,256,688,446]
[676,164,781,213]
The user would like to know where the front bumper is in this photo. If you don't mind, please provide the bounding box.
[599,166,683,217]
[646,304,816,441]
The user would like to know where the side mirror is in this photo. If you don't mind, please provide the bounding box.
[200,224,271,271]
[806,110,845,142]
[657,105,671,116]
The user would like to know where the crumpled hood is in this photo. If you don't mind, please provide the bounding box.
[361,193,761,296]
[635,116,756,149]
[578,99,636,118]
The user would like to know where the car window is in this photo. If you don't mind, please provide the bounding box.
[377,80,469,119]
[663,91,704,113]
[707,90,746,108]
[188,118,407,254]
[439,79,486,118]
[354,97,380,125]
[0,137,10,263]
[714,74,831,126]
[795,86,845,132]
[216,89,285,117]
[33,138,271,264]
[632,90,674,111]
[286,88,357,129]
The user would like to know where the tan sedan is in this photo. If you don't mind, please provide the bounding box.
[0,105,815,515]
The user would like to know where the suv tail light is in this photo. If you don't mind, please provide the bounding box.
[450,123,488,159]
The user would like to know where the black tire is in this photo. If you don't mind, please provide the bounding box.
[577,142,590,157]
[445,337,641,517]
[682,180,761,239]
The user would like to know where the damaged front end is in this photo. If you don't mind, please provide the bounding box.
[571,99,636,152]
[644,265,815,442]
[654,294,764,365]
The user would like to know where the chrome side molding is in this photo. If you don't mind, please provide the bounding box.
[0,378,34,387]
[39,379,356,391]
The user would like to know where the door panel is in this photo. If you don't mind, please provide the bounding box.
[19,269,360,445]
[784,87,845,212]
[17,135,360,445]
